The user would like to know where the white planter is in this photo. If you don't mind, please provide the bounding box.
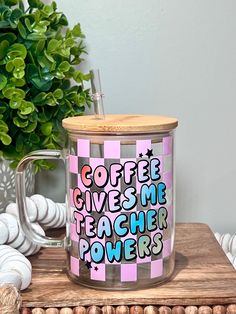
[0,158,35,213]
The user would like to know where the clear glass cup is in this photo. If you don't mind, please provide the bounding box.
[16,115,178,290]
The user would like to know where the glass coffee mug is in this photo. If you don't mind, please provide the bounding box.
[16,114,178,290]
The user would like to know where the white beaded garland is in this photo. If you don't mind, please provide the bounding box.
[0,245,32,290]
[215,232,236,270]
[5,195,66,229]
[0,195,66,290]
[1,195,66,257]
[30,194,48,221]
[0,213,45,257]
[0,213,19,243]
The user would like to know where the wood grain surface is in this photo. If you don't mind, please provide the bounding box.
[22,223,236,308]
[62,115,178,133]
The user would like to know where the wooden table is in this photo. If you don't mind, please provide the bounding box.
[8,224,236,313]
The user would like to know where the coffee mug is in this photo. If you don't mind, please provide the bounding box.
[16,114,178,290]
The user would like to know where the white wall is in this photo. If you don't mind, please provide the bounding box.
[36,0,236,234]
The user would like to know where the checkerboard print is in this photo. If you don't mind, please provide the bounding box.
[68,136,174,282]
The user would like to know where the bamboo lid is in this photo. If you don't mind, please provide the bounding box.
[62,114,178,133]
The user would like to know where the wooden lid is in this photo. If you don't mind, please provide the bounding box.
[62,115,178,133]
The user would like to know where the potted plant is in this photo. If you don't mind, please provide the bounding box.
[0,0,91,211]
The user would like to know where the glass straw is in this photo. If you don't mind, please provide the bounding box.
[90,69,105,120]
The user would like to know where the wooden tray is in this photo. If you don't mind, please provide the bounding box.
[20,223,236,309]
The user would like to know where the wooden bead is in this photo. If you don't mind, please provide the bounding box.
[172,306,185,314]
[144,306,158,314]
[116,306,129,314]
[185,306,198,314]
[45,309,59,314]
[73,306,86,314]
[87,306,102,314]
[159,306,171,314]
[102,306,116,314]
[130,306,143,314]
[226,304,236,314]
[198,306,213,314]
[60,308,73,314]
[213,305,226,314]
[21,308,32,314]
[32,309,45,314]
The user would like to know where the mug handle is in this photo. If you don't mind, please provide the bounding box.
[16,150,65,248]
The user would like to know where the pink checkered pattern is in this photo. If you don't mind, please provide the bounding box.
[68,136,174,282]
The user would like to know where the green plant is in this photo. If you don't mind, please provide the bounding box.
[0,0,91,171]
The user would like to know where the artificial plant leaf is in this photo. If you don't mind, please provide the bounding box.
[58,13,68,26]
[22,120,37,133]
[0,74,7,90]
[0,40,9,60]
[9,99,21,109]
[4,0,19,6]
[53,88,63,99]
[81,73,90,81]
[51,1,57,10]
[38,109,52,122]
[33,20,49,33]
[58,61,70,73]
[0,5,11,17]
[0,132,12,145]
[0,33,16,44]
[33,92,47,104]
[35,39,45,55]
[44,49,54,63]
[7,43,27,59]
[17,112,29,119]
[19,1,24,12]
[11,88,25,100]
[28,133,40,144]
[26,63,38,80]
[10,8,23,22]
[19,100,35,115]
[0,21,11,28]
[31,77,53,91]
[40,122,52,136]
[45,92,57,106]
[47,38,59,53]
[41,4,54,17]
[53,71,64,79]
[13,68,25,79]
[13,57,25,68]
[61,79,71,90]
[10,77,25,87]
[0,102,7,114]
[72,24,82,37]
[17,21,27,39]
[65,38,74,48]
[37,55,53,68]
[27,33,47,41]
[73,70,83,83]
[28,0,44,9]
[33,9,40,22]
[2,87,15,99]
[24,17,33,32]
[13,116,28,128]
[0,120,9,132]
[45,142,56,149]
[6,60,14,72]
[29,110,38,122]
[16,133,24,152]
